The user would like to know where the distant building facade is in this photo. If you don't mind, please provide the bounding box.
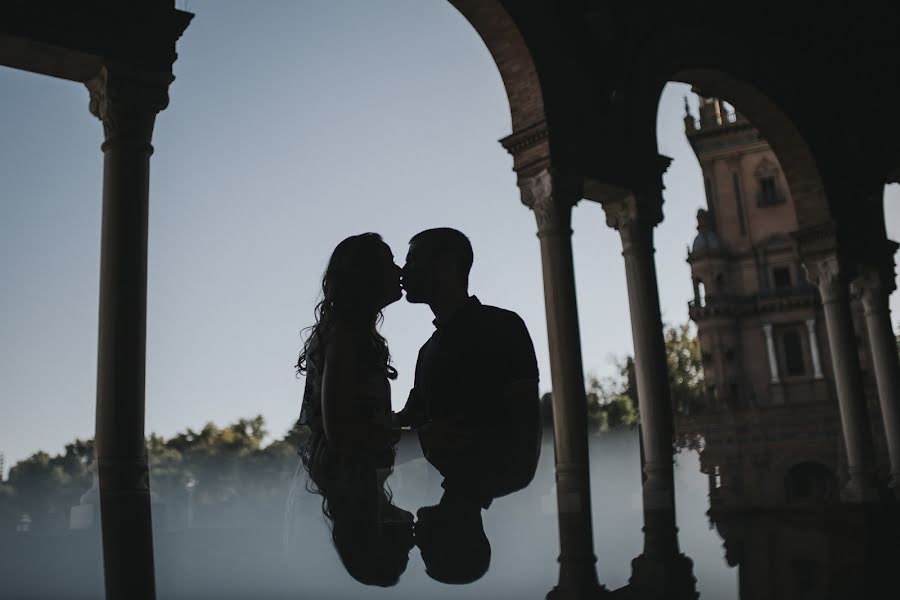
[680,95,889,510]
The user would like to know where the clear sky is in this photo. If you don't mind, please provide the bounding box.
[2,0,899,474]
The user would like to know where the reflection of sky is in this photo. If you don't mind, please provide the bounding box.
[3,432,738,598]
[1,0,899,472]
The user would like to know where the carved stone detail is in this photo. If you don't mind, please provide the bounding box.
[499,120,550,155]
[601,194,662,255]
[518,169,581,236]
[802,255,843,304]
[86,66,172,151]
[852,267,893,316]
[753,157,779,178]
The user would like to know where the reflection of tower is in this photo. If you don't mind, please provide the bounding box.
[679,93,887,510]
[709,505,898,600]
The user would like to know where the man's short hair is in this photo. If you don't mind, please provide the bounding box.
[410,228,474,278]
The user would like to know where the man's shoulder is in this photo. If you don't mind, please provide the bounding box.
[417,330,439,354]
[474,303,528,330]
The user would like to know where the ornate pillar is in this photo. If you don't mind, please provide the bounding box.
[600,191,696,599]
[803,256,880,502]
[86,66,171,599]
[853,267,900,496]
[805,318,825,379]
[762,323,781,383]
[518,169,604,599]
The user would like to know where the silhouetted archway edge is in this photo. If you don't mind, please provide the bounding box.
[448,0,552,178]
[448,0,544,132]
[614,25,835,233]
[668,70,830,231]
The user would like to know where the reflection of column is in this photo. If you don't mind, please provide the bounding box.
[601,191,696,599]
[853,268,900,496]
[804,256,879,502]
[805,318,825,379]
[87,66,171,599]
[519,169,603,598]
[762,323,780,383]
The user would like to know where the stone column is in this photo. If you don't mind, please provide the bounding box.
[762,323,781,383]
[805,318,825,379]
[804,256,880,502]
[86,66,171,600]
[518,169,603,599]
[601,192,696,599]
[853,268,900,495]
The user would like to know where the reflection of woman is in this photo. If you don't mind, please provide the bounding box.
[287,233,413,586]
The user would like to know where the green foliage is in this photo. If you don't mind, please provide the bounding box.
[665,322,705,416]
[0,439,95,531]
[541,322,704,432]
[585,358,640,432]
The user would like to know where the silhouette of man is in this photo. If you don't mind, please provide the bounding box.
[414,491,490,584]
[395,227,541,508]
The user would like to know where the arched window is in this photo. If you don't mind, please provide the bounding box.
[784,462,835,504]
[754,157,785,206]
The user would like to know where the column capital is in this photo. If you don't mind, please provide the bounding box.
[86,66,173,152]
[600,192,663,255]
[517,169,583,237]
[852,265,896,313]
[802,254,844,304]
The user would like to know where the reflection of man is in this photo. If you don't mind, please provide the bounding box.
[395,227,541,507]
[414,493,490,585]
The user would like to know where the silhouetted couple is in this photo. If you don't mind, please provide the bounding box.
[293,228,541,587]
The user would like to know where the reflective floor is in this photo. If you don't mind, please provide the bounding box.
[2,428,898,599]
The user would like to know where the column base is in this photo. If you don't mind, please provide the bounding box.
[840,473,882,503]
[628,552,698,600]
[546,582,609,600]
[547,556,608,600]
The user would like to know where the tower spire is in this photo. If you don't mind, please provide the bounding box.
[683,95,696,132]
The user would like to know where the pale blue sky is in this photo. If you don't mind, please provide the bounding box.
[2,0,898,473]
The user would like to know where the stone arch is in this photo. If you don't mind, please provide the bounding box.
[664,70,829,231]
[447,0,546,133]
[619,26,834,230]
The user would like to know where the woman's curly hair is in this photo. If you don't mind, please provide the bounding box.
[296,232,397,380]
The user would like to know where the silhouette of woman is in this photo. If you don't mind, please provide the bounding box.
[286,232,413,586]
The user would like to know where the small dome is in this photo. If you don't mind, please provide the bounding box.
[692,230,722,253]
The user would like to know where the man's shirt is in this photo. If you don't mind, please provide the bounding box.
[397,296,540,499]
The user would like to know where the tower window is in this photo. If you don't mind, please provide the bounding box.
[780,329,806,376]
[704,177,717,225]
[732,173,747,235]
[758,176,782,206]
[772,266,792,290]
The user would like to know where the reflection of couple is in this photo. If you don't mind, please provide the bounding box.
[292,228,541,586]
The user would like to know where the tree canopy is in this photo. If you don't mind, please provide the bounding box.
[541,321,704,432]
[0,417,310,533]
